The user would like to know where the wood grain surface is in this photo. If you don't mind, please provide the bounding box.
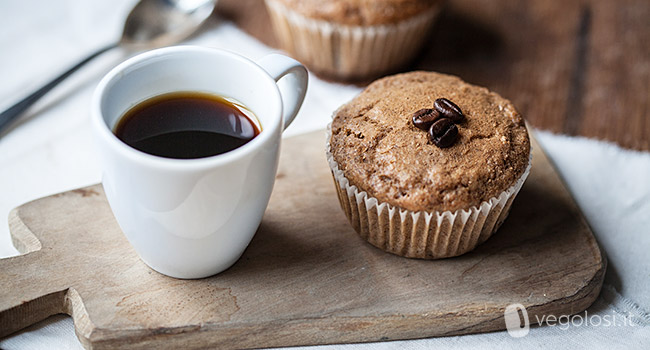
[0,131,604,349]
[217,0,650,151]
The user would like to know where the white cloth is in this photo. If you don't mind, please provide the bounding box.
[1,0,648,349]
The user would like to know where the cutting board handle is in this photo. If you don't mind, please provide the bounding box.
[0,209,72,338]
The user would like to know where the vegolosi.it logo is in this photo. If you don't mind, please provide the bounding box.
[504,302,637,337]
[504,303,530,338]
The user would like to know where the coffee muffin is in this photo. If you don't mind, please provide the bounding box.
[326,71,531,258]
[265,0,442,80]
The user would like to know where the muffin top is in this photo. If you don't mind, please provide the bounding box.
[330,71,531,212]
[272,0,439,26]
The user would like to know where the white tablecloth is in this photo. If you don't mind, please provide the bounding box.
[1,1,648,349]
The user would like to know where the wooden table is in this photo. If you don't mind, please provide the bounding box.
[218,0,650,151]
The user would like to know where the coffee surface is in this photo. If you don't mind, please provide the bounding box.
[115,92,260,159]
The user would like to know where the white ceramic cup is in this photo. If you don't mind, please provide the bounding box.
[91,46,308,279]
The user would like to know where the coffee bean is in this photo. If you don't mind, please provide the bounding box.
[411,108,441,131]
[429,117,453,136]
[429,117,458,148]
[434,98,465,123]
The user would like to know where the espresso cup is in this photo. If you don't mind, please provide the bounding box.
[91,46,308,279]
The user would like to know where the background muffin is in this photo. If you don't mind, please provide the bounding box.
[327,71,531,258]
[265,0,442,80]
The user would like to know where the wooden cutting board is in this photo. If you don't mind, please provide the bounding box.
[0,130,604,349]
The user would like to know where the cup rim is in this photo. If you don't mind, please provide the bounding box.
[91,45,283,170]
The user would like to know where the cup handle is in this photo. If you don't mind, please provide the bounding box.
[256,54,308,130]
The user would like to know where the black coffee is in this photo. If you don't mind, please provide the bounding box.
[114,92,260,159]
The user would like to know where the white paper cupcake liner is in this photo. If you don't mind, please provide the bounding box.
[265,0,440,79]
[326,123,532,259]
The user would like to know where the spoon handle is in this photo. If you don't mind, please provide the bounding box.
[0,43,118,135]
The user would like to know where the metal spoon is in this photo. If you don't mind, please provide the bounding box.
[0,0,217,134]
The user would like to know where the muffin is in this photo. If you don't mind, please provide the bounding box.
[327,71,531,259]
[265,0,442,80]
